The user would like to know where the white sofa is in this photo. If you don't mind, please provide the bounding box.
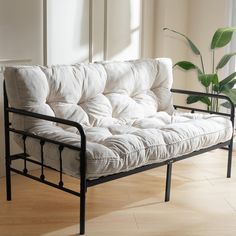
[4,58,234,235]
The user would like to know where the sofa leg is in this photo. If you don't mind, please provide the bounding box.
[79,158,87,235]
[227,139,234,178]
[165,162,173,202]
[80,191,86,235]
[5,159,12,201]
[4,82,12,201]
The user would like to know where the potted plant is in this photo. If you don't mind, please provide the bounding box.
[164,27,236,112]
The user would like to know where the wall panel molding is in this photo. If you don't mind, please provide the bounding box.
[103,0,108,60]
[43,0,47,66]
[44,0,153,64]
[89,0,93,62]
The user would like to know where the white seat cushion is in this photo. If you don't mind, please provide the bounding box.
[14,111,232,179]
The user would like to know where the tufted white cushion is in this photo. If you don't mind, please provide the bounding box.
[4,58,233,179]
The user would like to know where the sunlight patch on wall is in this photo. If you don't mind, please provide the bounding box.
[47,0,89,65]
[106,0,142,60]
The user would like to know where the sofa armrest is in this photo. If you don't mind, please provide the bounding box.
[171,88,235,128]
[6,107,86,145]
[5,107,87,172]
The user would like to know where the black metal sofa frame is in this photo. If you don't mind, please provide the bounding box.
[3,83,235,235]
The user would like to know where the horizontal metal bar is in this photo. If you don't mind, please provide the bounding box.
[173,105,231,117]
[87,160,170,187]
[172,140,230,162]
[10,153,29,160]
[8,128,81,151]
[10,167,81,197]
[171,88,235,108]
[10,153,59,171]
[221,146,230,150]
[87,140,230,187]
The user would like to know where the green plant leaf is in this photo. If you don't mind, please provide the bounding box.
[218,72,236,92]
[216,52,236,70]
[187,95,211,106]
[211,27,236,49]
[221,101,230,108]
[211,74,219,84]
[174,61,202,74]
[199,74,217,87]
[163,28,201,55]
[213,84,220,93]
[221,88,236,105]
[221,101,236,108]
[220,79,236,92]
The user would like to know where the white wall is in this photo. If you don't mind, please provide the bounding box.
[0,0,44,176]
[187,0,229,93]
[0,0,43,63]
[226,0,236,74]
[92,0,105,61]
[47,0,155,64]
[154,0,189,105]
[47,0,90,64]
[153,0,231,106]
[106,0,142,60]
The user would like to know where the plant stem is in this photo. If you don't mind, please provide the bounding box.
[205,86,210,111]
[200,54,209,110]
[200,54,205,74]
[212,50,217,111]
[210,85,213,111]
[213,94,216,112]
[212,50,215,74]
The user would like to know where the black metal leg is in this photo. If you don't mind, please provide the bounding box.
[5,158,12,201]
[227,138,234,178]
[4,81,12,201]
[79,170,86,235]
[80,190,86,235]
[165,162,172,202]
[79,136,87,235]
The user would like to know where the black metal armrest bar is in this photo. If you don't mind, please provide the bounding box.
[171,88,235,126]
[171,88,235,106]
[6,107,85,140]
[173,105,231,117]
[8,128,81,151]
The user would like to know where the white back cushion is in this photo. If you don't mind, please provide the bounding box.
[4,58,173,130]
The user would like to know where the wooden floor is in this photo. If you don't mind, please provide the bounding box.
[1,149,236,236]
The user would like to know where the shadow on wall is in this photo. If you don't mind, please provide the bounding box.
[43,0,141,64]
[73,0,89,57]
[106,0,131,59]
[76,0,134,61]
